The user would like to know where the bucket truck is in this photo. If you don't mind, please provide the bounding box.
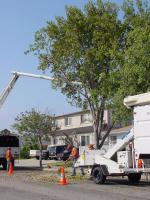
[0,71,55,169]
[75,92,150,184]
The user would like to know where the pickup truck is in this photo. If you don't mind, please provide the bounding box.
[29,150,49,160]
[30,145,69,160]
[46,145,67,160]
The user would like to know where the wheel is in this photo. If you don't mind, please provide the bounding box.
[57,157,62,161]
[128,173,141,184]
[44,156,48,160]
[92,166,106,184]
[36,156,39,160]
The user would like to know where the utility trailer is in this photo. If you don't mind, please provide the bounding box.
[75,92,150,184]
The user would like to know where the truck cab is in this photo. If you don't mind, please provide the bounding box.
[0,129,20,169]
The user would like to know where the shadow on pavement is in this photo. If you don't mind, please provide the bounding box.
[88,176,150,187]
[103,178,150,187]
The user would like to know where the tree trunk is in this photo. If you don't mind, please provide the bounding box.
[39,137,42,169]
[93,121,100,149]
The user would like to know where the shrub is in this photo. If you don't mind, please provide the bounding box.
[20,145,30,159]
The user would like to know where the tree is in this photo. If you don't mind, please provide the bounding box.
[12,109,54,168]
[121,0,150,94]
[26,0,123,149]
[112,0,150,123]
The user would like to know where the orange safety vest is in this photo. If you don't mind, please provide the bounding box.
[71,147,79,159]
[6,149,12,161]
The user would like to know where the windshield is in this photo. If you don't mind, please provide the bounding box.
[48,147,56,152]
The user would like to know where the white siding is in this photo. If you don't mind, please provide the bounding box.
[55,110,109,130]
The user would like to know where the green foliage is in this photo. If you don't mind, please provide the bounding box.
[12,108,54,138]
[112,0,150,123]
[20,144,30,159]
[12,108,54,166]
[121,0,150,95]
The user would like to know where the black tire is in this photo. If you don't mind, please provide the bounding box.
[92,166,106,184]
[36,156,39,160]
[44,156,48,160]
[57,156,62,161]
[128,173,141,184]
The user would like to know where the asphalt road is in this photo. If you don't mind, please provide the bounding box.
[1,173,150,200]
[0,159,150,200]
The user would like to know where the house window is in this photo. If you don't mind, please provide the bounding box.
[81,135,90,146]
[54,137,59,145]
[55,120,61,129]
[110,136,117,145]
[65,117,72,126]
[81,113,92,123]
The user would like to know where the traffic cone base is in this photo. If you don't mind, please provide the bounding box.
[8,162,13,175]
[59,166,67,185]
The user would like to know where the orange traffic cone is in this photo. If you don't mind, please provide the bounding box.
[59,166,67,185]
[8,162,13,175]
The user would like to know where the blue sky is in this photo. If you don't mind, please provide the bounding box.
[0,0,123,130]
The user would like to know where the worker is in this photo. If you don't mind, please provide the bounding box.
[6,147,12,171]
[67,144,85,176]
[88,144,95,150]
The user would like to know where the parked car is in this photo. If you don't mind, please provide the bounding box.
[56,148,71,161]
[29,150,40,159]
[30,150,49,160]
[47,145,67,160]
[41,150,49,160]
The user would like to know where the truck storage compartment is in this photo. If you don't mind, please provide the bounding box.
[0,136,19,147]
[134,105,150,156]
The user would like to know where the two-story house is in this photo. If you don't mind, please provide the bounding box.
[49,110,131,151]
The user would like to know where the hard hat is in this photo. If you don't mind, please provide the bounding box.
[88,144,94,149]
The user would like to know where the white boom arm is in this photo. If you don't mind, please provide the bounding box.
[12,71,55,81]
[0,71,59,109]
[0,71,81,110]
[12,71,82,85]
[104,128,134,159]
[0,71,53,109]
[0,73,19,109]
